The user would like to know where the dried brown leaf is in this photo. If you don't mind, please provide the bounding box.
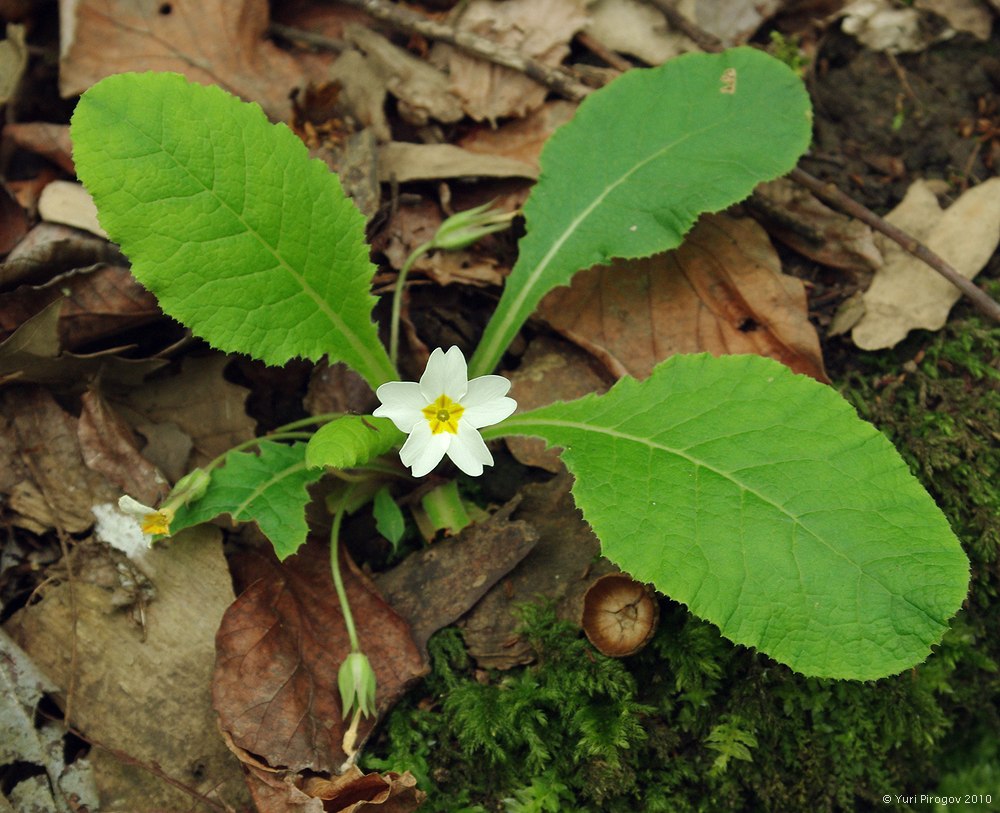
[376,143,538,183]
[456,100,577,172]
[0,265,161,350]
[435,0,587,123]
[0,222,120,289]
[0,386,119,533]
[538,213,829,383]
[0,182,28,255]
[852,178,1000,349]
[78,389,169,506]
[0,300,164,390]
[754,178,883,274]
[376,498,538,655]
[461,473,615,669]
[215,540,425,773]
[3,122,75,174]
[5,528,250,812]
[505,336,611,472]
[118,355,254,469]
[60,0,316,121]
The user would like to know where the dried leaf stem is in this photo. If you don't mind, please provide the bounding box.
[334,0,593,100]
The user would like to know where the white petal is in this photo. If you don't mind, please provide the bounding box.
[399,422,450,477]
[462,396,517,429]
[463,374,511,407]
[419,346,468,402]
[373,381,427,431]
[118,495,155,517]
[446,422,494,476]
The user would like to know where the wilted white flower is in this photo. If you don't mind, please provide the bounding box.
[116,468,211,538]
[118,495,174,536]
[373,346,516,477]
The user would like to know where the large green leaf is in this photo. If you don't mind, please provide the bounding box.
[485,354,969,680]
[71,72,396,389]
[171,441,323,560]
[469,48,812,377]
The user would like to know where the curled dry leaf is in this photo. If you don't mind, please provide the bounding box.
[537,213,829,383]
[434,0,588,123]
[214,540,425,774]
[0,265,161,350]
[0,222,121,289]
[344,24,464,127]
[754,178,883,275]
[581,573,659,657]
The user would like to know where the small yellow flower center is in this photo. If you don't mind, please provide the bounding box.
[422,394,464,435]
[140,508,174,536]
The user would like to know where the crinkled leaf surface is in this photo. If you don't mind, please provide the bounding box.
[470,47,812,377]
[486,354,969,680]
[71,72,396,388]
[305,415,404,470]
[172,441,322,560]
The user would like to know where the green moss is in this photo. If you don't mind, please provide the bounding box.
[365,299,1000,811]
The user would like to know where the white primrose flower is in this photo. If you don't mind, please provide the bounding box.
[373,346,516,477]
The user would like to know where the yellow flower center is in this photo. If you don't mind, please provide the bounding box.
[140,508,174,536]
[422,394,464,435]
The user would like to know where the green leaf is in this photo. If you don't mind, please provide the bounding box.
[373,486,406,549]
[487,354,969,680]
[469,47,812,377]
[171,441,323,560]
[306,416,405,469]
[71,72,396,389]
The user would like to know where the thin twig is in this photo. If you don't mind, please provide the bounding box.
[639,0,1000,324]
[270,22,346,53]
[790,167,1000,322]
[335,0,592,100]
[641,0,723,52]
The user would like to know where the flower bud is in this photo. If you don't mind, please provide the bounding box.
[430,201,516,252]
[167,468,211,506]
[338,651,377,719]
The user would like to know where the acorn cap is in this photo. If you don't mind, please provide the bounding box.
[581,573,659,657]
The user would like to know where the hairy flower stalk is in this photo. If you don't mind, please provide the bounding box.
[373,346,516,477]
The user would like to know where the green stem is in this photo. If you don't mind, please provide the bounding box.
[330,484,361,652]
[389,240,434,368]
[202,431,313,475]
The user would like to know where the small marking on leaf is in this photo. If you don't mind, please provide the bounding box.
[629,225,638,232]
[720,68,737,94]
